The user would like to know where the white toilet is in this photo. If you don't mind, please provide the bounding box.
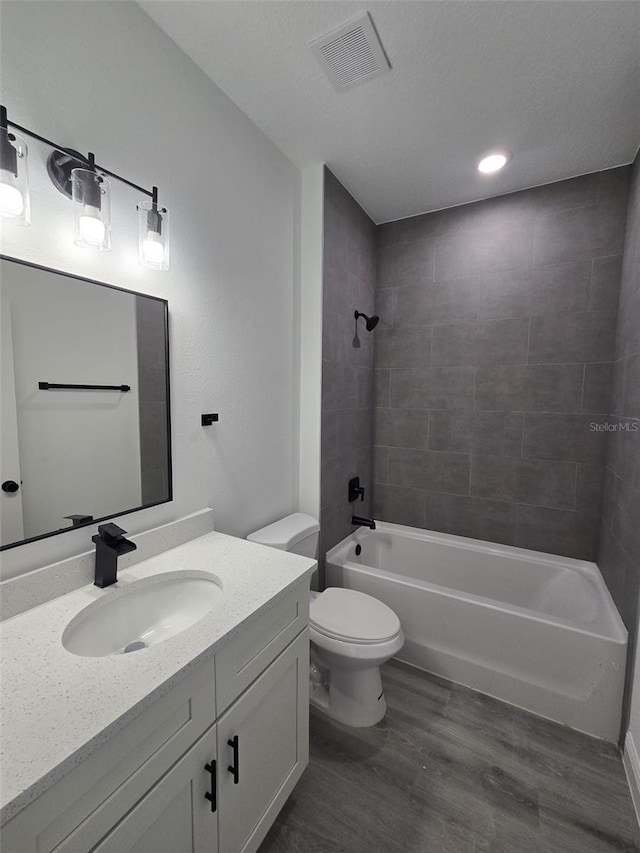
[247,514,404,728]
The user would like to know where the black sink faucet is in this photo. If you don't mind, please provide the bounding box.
[92,523,137,588]
[351,515,376,530]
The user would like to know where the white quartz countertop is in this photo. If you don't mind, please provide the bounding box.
[0,531,315,825]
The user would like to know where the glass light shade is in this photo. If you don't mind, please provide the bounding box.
[138,200,169,270]
[71,168,111,251]
[0,129,30,225]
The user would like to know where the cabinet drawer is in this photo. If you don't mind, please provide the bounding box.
[215,581,309,715]
[1,657,215,853]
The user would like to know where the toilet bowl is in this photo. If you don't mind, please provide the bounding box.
[309,587,404,727]
[246,514,404,728]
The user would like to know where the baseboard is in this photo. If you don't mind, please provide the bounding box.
[623,732,640,827]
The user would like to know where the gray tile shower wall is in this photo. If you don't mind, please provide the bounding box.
[373,168,630,560]
[599,152,640,735]
[136,297,170,506]
[321,169,376,562]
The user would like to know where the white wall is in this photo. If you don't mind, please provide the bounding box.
[0,1,301,578]
[2,261,141,543]
[297,165,324,521]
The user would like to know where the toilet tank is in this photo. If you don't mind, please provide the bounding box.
[247,513,320,558]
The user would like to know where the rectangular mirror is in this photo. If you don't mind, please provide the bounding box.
[0,256,172,550]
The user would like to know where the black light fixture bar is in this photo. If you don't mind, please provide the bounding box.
[2,106,154,199]
[39,382,131,392]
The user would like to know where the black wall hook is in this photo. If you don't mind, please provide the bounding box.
[201,413,219,426]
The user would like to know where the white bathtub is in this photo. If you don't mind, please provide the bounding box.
[325,521,627,742]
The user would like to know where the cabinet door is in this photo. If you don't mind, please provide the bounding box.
[217,629,309,853]
[92,724,219,853]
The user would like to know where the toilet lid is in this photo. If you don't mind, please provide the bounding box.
[310,588,401,643]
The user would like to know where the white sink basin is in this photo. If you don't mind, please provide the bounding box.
[62,572,223,657]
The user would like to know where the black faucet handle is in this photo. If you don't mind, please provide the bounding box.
[65,514,94,527]
[93,522,129,543]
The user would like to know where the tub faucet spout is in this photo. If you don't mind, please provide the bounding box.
[351,515,376,530]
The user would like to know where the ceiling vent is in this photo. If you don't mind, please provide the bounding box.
[308,12,390,91]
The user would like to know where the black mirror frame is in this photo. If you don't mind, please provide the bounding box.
[0,254,173,551]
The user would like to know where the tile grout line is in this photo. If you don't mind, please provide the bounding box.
[580,363,587,413]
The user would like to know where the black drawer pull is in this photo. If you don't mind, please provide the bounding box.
[204,760,217,812]
[227,735,239,784]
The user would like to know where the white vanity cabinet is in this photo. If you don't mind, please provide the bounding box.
[1,583,310,853]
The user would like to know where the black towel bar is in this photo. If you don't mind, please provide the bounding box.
[38,382,131,392]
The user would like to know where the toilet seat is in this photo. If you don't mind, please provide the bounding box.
[310,588,401,644]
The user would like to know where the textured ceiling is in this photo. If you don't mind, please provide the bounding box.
[141,1,640,223]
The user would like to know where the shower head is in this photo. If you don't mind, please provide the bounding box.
[366,315,379,331]
[354,311,379,332]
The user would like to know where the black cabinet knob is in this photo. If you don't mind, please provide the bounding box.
[2,480,19,493]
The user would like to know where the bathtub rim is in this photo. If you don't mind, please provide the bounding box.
[325,522,627,645]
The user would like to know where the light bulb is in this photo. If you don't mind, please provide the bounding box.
[79,206,105,246]
[142,231,165,265]
[478,151,510,174]
[138,197,169,270]
[0,168,25,217]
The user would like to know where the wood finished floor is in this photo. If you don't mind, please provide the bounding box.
[259,660,640,853]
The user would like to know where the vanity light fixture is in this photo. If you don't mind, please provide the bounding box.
[477,149,511,174]
[0,106,30,224]
[138,187,169,270]
[0,104,169,269]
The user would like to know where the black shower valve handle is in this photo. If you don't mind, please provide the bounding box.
[348,476,366,503]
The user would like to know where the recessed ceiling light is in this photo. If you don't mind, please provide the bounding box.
[477,150,511,174]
